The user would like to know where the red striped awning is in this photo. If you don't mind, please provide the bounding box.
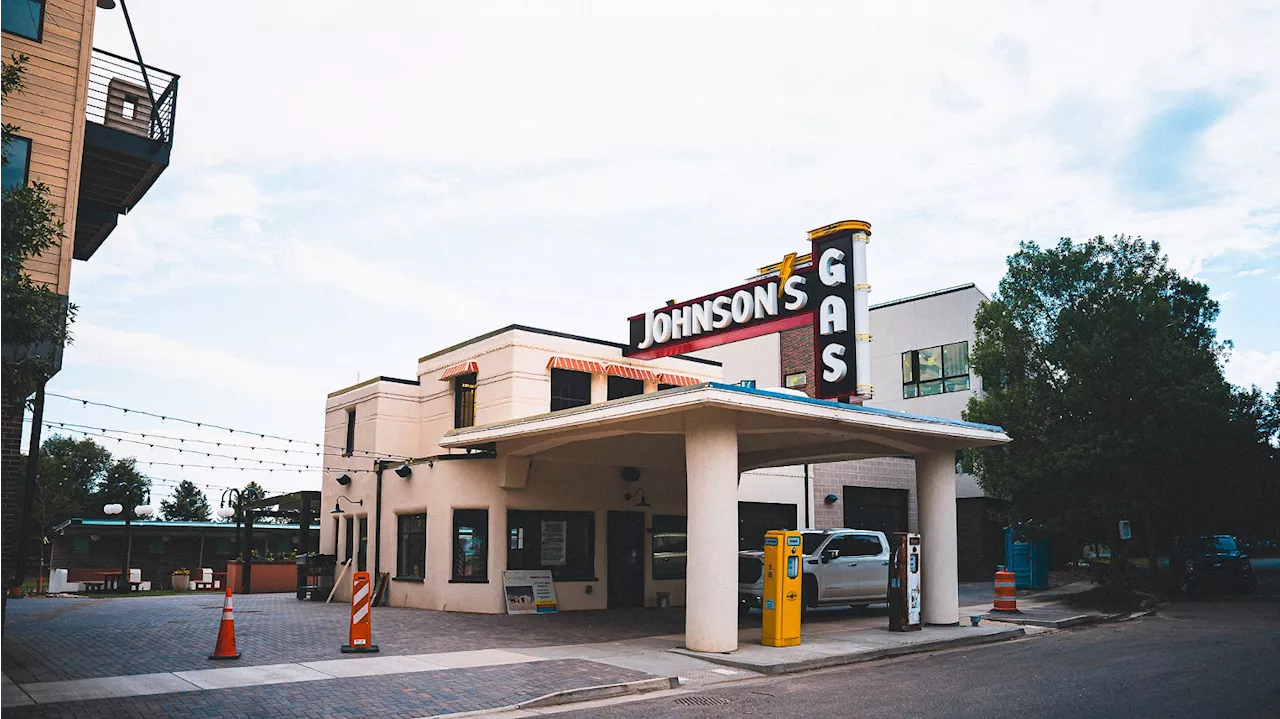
[605,364,658,382]
[657,373,702,387]
[547,357,606,374]
[438,361,478,381]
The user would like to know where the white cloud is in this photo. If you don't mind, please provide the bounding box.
[1225,349,1280,389]
[1213,292,1236,302]
[1233,268,1267,277]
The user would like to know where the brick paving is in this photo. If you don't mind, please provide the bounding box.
[4,659,651,718]
[2,593,687,683]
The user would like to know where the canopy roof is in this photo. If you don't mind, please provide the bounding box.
[441,383,1008,472]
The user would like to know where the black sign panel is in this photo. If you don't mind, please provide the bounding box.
[810,229,858,399]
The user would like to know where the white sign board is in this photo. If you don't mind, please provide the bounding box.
[540,520,567,566]
[502,570,558,614]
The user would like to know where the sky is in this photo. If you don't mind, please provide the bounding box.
[32,1,1280,511]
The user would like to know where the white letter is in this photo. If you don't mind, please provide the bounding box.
[731,290,754,324]
[637,311,655,349]
[783,275,807,311]
[819,296,847,335]
[690,300,713,335]
[753,283,778,319]
[819,247,846,287]
[671,305,690,340]
[712,296,733,329]
[822,344,848,382]
[653,312,672,344]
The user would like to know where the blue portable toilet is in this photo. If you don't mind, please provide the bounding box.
[1005,527,1049,589]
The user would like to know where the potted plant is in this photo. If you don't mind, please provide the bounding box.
[171,567,190,591]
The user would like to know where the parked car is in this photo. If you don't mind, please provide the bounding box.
[1171,534,1257,595]
[738,528,890,614]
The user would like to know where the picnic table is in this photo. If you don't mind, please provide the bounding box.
[97,572,142,592]
[193,571,226,590]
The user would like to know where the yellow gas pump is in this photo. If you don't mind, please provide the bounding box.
[762,529,803,647]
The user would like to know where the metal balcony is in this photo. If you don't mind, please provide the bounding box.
[74,48,179,261]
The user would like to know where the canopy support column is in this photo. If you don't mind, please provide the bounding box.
[917,450,959,625]
[684,409,739,652]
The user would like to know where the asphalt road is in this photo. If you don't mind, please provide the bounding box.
[564,557,1280,719]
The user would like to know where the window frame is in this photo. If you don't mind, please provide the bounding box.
[357,517,368,572]
[344,407,356,456]
[784,372,807,389]
[396,512,427,580]
[902,341,970,398]
[2,135,33,191]
[651,514,688,580]
[2,0,45,42]
[453,372,477,428]
[506,509,597,581]
[550,368,592,412]
[451,508,489,583]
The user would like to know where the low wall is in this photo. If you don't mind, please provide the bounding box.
[226,562,296,594]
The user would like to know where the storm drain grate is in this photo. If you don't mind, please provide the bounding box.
[674,696,731,707]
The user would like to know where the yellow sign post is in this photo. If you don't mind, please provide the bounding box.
[762,529,803,647]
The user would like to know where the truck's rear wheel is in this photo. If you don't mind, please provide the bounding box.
[803,576,818,610]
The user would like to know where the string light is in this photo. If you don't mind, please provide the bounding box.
[43,424,375,472]
[43,421,326,456]
[45,393,410,460]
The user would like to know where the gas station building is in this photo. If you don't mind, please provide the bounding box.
[320,221,1010,653]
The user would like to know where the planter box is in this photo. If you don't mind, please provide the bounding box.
[225,562,296,594]
[171,574,189,591]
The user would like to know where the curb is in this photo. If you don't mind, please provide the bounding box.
[981,611,1128,629]
[433,676,679,718]
[673,627,1026,676]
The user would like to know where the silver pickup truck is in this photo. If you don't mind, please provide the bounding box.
[738,528,891,614]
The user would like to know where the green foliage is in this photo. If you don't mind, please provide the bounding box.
[963,236,1278,558]
[94,457,153,514]
[2,52,76,400]
[30,435,114,535]
[160,480,212,521]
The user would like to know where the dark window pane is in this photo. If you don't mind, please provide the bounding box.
[453,509,488,580]
[344,408,355,455]
[944,375,970,393]
[652,515,687,580]
[607,375,644,400]
[657,383,676,391]
[550,369,592,411]
[454,373,477,428]
[72,536,89,552]
[903,383,919,399]
[785,372,807,388]
[357,518,368,572]
[397,513,426,578]
[849,535,883,556]
[918,379,944,396]
[801,532,826,556]
[0,134,31,188]
[943,342,969,378]
[917,347,943,381]
[344,518,354,562]
[506,510,595,581]
[2,1,43,41]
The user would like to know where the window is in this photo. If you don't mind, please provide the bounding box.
[217,538,231,555]
[607,375,644,400]
[397,513,426,579]
[72,536,90,553]
[2,0,44,42]
[2,136,32,191]
[550,369,591,412]
[344,408,356,456]
[902,341,969,398]
[784,372,807,389]
[507,510,595,580]
[357,517,368,572]
[149,538,164,555]
[454,372,477,428]
[344,517,354,563]
[652,515,687,580]
[657,384,677,391]
[826,534,883,558]
[452,509,488,581]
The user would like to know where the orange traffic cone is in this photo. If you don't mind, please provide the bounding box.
[209,587,241,660]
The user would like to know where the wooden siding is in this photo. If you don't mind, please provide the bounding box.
[2,0,97,295]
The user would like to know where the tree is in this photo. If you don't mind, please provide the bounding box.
[2,53,75,401]
[160,480,212,521]
[960,236,1267,588]
[29,436,113,536]
[93,458,152,514]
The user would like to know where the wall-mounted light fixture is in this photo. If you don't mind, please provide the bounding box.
[426,458,435,468]
[624,488,651,508]
[331,495,363,515]
[394,463,413,479]
[823,493,838,504]
[335,474,352,486]
[621,467,641,483]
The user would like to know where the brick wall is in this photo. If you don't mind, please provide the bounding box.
[2,393,27,596]
[779,326,815,397]
[811,457,917,530]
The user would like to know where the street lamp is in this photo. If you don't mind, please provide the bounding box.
[103,500,153,591]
